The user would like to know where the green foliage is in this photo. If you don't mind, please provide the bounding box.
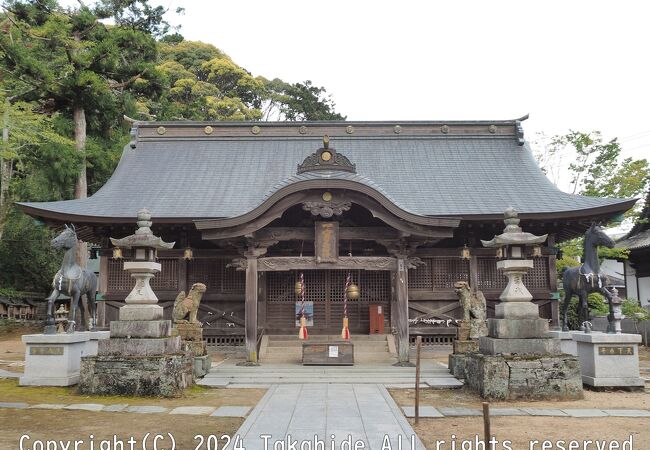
[0,209,61,292]
[262,79,346,121]
[543,131,649,219]
[622,299,649,322]
[561,291,610,330]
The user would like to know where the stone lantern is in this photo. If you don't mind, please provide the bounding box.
[109,208,174,321]
[462,207,583,400]
[79,209,193,397]
[481,207,547,321]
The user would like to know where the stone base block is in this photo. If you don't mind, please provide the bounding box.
[545,330,578,356]
[20,333,89,387]
[119,304,163,321]
[79,354,193,397]
[194,354,212,378]
[98,336,181,356]
[81,331,111,357]
[183,340,207,356]
[479,336,560,356]
[457,322,471,341]
[495,302,540,319]
[110,320,172,338]
[449,353,469,380]
[174,322,203,341]
[453,340,478,354]
[488,318,549,339]
[465,353,583,400]
[573,332,644,388]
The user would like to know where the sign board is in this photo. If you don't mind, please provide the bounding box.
[598,346,635,356]
[30,346,64,356]
[328,345,339,358]
[315,221,339,263]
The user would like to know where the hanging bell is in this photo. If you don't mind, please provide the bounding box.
[346,282,360,300]
[295,280,303,297]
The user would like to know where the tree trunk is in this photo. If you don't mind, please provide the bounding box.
[73,105,87,199]
[0,99,12,241]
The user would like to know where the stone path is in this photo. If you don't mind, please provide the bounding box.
[236,384,425,450]
[0,401,250,417]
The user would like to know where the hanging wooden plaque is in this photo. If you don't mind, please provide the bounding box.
[315,221,339,263]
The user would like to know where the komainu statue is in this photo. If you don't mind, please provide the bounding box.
[454,281,488,339]
[173,283,206,323]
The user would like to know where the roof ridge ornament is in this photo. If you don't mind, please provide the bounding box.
[297,135,356,174]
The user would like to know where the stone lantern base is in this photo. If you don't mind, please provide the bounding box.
[79,317,193,397]
[464,353,583,400]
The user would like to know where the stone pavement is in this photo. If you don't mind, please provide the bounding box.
[0,401,250,417]
[236,384,426,450]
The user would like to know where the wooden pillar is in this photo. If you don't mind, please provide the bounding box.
[395,257,412,365]
[242,247,267,365]
[98,252,109,328]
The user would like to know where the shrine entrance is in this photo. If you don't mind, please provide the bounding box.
[266,269,391,334]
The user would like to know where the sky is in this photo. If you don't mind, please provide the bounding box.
[152,0,649,165]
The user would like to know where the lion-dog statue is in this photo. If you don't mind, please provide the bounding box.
[173,283,207,323]
[453,281,488,339]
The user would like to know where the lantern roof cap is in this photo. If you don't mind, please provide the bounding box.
[481,207,547,247]
[110,208,175,250]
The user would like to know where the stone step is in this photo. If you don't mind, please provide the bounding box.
[199,377,462,388]
[206,365,450,379]
[267,335,388,341]
[267,341,389,348]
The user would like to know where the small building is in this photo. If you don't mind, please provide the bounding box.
[617,190,650,307]
[17,118,635,362]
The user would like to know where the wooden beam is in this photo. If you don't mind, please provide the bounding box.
[408,301,460,320]
[256,256,397,272]
[252,227,402,242]
[199,303,245,327]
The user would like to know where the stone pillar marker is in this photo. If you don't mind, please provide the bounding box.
[464,208,583,400]
[79,209,193,397]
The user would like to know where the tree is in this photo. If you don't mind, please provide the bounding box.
[536,131,649,219]
[262,78,345,121]
[0,96,75,239]
[0,0,168,199]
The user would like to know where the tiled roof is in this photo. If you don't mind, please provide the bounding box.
[18,121,635,222]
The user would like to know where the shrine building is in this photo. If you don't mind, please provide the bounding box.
[18,117,636,364]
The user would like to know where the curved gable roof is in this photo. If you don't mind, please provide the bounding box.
[18,120,636,223]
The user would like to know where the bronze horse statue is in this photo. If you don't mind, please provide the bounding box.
[561,223,615,332]
[44,225,97,334]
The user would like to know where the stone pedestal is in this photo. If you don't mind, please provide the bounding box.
[80,318,193,396]
[572,332,644,389]
[20,333,90,386]
[173,321,212,378]
[82,330,111,356]
[465,353,583,400]
[546,330,578,356]
[449,322,480,379]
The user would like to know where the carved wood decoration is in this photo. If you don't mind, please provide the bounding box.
[302,200,351,218]
[256,256,397,272]
[315,221,339,263]
[297,137,356,174]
